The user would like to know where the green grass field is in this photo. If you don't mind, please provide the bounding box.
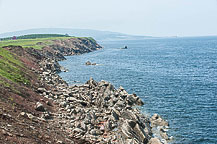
[0,37,74,50]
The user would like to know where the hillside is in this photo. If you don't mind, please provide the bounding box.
[0,34,96,50]
[0,34,71,41]
[0,37,102,143]
[0,28,153,41]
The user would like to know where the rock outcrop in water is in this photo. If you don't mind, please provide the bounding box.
[85,61,97,66]
[0,37,170,143]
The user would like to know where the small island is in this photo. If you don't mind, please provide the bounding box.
[120,46,128,49]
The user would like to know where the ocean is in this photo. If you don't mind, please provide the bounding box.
[59,37,217,144]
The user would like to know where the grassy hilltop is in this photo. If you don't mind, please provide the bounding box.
[0,34,72,85]
[0,34,96,50]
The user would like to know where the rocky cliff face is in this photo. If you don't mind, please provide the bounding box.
[0,38,171,144]
[42,38,102,61]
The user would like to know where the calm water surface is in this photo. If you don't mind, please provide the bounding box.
[59,37,217,144]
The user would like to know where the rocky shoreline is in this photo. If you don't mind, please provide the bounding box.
[37,39,171,143]
[0,37,171,143]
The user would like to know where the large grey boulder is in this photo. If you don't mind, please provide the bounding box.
[120,120,149,143]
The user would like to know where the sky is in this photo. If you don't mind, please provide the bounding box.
[0,0,217,37]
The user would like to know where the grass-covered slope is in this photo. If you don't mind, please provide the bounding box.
[0,37,73,50]
[0,35,100,87]
[0,35,101,91]
[0,36,102,143]
[0,47,29,85]
[0,45,72,143]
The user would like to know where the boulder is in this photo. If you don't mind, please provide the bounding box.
[66,97,78,102]
[35,102,45,112]
[136,98,144,106]
[46,100,52,106]
[85,61,91,65]
[112,109,120,121]
[126,94,137,106]
[86,77,98,88]
[19,112,28,118]
[73,128,85,135]
[37,88,46,93]
[42,112,52,120]
[120,120,148,143]
[160,130,169,140]
[59,101,67,107]
[119,86,125,91]
[150,114,169,127]
[90,129,103,136]
[57,141,63,144]
[26,113,36,120]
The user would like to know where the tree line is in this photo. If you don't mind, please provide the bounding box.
[0,34,71,41]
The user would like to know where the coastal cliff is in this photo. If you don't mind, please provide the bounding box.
[0,37,170,143]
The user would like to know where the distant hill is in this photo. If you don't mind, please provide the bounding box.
[0,34,71,41]
[0,28,153,41]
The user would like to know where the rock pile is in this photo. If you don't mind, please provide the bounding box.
[150,114,172,143]
[37,56,171,143]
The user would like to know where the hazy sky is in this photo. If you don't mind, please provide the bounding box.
[0,0,217,36]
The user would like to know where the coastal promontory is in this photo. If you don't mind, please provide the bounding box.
[0,34,170,144]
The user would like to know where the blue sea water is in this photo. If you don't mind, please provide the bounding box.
[59,37,217,144]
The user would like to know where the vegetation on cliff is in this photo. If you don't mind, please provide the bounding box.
[0,35,101,92]
[0,36,104,143]
[0,34,97,50]
[0,47,29,85]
